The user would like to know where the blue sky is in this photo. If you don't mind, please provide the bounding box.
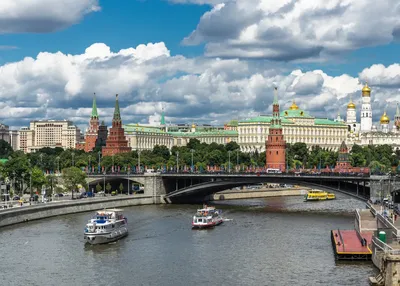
[0,0,399,130]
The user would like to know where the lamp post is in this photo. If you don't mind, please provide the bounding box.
[127,170,131,195]
[103,171,106,195]
[190,149,195,172]
[112,153,115,173]
[40,153,43,171]
[12,171,15,197]
[176,151,179,173]
[88,155,91,174]
[71,152,75,167]
[21,173,25,197]
[228,150,232,173]
[236,150,239,173]
[56,156,60,174]
[29,171,32,206]
[137,150,141,174]
[98,151,101,174]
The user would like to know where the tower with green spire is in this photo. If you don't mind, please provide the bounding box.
[160,107,165,126]
[91,92,98,118]
[102,94,131,156]
[265,87,286,172]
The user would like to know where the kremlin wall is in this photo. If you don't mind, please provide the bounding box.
[6,84,400,164]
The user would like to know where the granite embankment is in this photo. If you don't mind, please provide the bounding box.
[0,195,156,227]
[212,187,310,201]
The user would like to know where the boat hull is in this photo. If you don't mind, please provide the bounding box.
[192,219,223,229]
[84,228,128,245]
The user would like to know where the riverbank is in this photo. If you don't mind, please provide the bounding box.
[212,187,310,201]
[0,195,156,228]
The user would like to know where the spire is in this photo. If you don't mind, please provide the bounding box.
[396,103,400,117]
[91,93,98,118]
[273,87,278,104]
[161,105,165,126]
[113,94,121,121]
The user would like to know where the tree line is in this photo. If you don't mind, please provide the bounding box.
[0,139,399,195]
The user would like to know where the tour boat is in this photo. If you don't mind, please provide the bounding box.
[192,205,223,229]
[84,209,128,245]
[304,190,336,202]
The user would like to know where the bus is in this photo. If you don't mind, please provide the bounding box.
[266,168,282,174]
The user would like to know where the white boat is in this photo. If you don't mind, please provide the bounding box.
[84,209,128,245]
[192,205,223,229]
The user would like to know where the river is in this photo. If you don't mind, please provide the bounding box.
[0,194,377,286]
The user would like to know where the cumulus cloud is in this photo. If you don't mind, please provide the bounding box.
[0,42,397,132]
[182,0,400,61]
[359,64,400,88]
[0,0,100,33]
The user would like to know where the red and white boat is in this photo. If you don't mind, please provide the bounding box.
[192,205,223,229]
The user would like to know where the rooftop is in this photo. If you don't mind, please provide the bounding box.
[168,130,238,136]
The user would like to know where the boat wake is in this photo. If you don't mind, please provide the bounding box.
[222,218,232,222]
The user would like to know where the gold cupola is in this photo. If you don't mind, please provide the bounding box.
[347,96,356,109]
[362,82,371,97]
[289,100,299,110]
[380,111,390,124]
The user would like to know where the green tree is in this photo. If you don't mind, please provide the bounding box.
[106,182,112,194]
[96,183,102,193]
[62,167,87,199]
[0,139,13,157]
[31,166,46,194]
[119,183,124,194]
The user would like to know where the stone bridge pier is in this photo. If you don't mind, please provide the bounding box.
[369,175,400,202]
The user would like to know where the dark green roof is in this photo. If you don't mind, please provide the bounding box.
[239,115,346,126]
[239,116,293,124]
[91,93,98,118]
[113,94,121,121]
[280,109,313,118]
[168,130,238,137]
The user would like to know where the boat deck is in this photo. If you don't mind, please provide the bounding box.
[331,230,372,260]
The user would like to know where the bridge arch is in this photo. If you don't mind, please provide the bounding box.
[164,175,369,203]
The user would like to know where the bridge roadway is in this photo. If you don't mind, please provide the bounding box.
[86,172,374,203]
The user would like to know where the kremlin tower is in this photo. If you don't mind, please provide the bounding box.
[102,94,131,156]
[360,82,372,133]
[84,93,100,152]
[76,93,108,152]
[265,87,286,172]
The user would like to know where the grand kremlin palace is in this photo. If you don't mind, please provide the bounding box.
[122,101,347,152]
[237,101,347,152]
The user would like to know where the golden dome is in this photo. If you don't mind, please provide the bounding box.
[362,82,371,96]
[191,123,196,128]
[289,100,299,110]
[380,111,390,124]
[347,101,356,109]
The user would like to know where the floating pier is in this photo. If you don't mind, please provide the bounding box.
[331,229,372,260]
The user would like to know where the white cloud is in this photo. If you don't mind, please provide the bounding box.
[0,0,100,33]
[0,42,398,132]
[359,64,400,88]
[183,0,400,61]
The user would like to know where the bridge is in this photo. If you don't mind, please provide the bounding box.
[85,173,398,204]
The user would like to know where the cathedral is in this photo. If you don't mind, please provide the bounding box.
[345,83,400,149]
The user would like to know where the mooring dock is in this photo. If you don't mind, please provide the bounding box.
[331,229,372,260]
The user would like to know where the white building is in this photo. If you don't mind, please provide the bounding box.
[360,83,373,133]
[18,120,81,153]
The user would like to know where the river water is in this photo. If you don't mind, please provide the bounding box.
[0,194,377,286]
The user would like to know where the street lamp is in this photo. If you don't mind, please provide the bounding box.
[88,155,91,174]
[98,151,101,174]
[176,151,179,173]
[236,150,239,172]
[12,171,15,197]
[103,171,106,195]
[71,152,75,167]
[56,156,60,173]
[228,150,232,173]
[21,173,25,197]
[190,149,195,172]
[137,150,141,174]
[127,170,131,195]
[112,153,115,173]
[40,153,43,170]
[29,171,32,205]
